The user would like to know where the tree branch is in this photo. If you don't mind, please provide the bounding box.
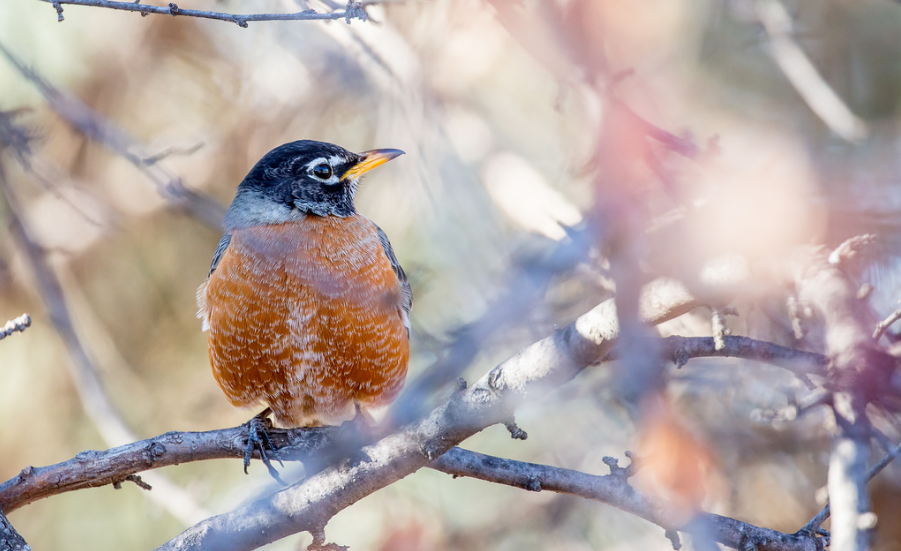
[432,448,823,551]
[0,508,30,551]
[791,242,888,551]
[40,0,370,27]
[0,160,211,525]
[0,425,342,514]
[1,329,844,514]
[0,41,225,228]
[873,304,901,343]
[755,0,867,141]
[802,435,901,535]
[657,335,828,379]
[0,314,31,342]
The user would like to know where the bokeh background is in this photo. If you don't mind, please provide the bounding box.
[3,0,901,549]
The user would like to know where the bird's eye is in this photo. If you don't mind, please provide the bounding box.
[312,164,332,179]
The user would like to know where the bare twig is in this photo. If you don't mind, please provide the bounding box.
[1,422,827,551]
[0,108,34,162]
[0,314,31,341]
[0,41,225,228]
[618,102,704,160]
[0,163,210,525]
[657,335,828,379]
[432,448,823,551]
[755,0,867,141]
[40,0,369,27]
[873,303,901,342]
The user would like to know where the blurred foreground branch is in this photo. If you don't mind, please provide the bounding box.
[40,0,370,27]
[755,0,868,141]
[790,243,889,551]
[0,41,226,228]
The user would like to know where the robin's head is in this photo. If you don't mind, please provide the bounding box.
[223,140,404,229]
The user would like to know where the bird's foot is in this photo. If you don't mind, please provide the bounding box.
[243,407,287,485]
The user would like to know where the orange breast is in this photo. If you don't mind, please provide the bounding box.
[200,215,409,427]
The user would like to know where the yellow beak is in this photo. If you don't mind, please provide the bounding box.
[343,148,405,180]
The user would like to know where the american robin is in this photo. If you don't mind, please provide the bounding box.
[197,140,411,433]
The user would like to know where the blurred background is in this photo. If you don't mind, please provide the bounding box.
[3,0,901,549]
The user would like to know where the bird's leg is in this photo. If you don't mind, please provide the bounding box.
[243,407,287,485]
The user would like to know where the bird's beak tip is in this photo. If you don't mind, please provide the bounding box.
[345,148,405,179]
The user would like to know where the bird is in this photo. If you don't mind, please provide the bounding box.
[196,140,411,437]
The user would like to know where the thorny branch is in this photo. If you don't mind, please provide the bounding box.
[40,0,370,28]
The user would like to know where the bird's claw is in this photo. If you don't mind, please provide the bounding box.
[243,409,287,485]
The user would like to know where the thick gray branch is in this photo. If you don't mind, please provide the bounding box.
[0,331,837,515]
[0,426,339,514]
[0,508,30,551]
[155,282,700,551]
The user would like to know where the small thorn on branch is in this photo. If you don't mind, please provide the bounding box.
[603,451,639,478]
[857,283,874,301]
[672,347,690,369]
[308,527,348,551]
[0,313,31,341]
[51,0,65,21]
[665,529,682,550]
[503,418,528,440]
[113,474,152,491]
[343,0,367,24]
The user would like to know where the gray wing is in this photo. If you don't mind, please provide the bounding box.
[374,223,412,337]
[208,233,232,277]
